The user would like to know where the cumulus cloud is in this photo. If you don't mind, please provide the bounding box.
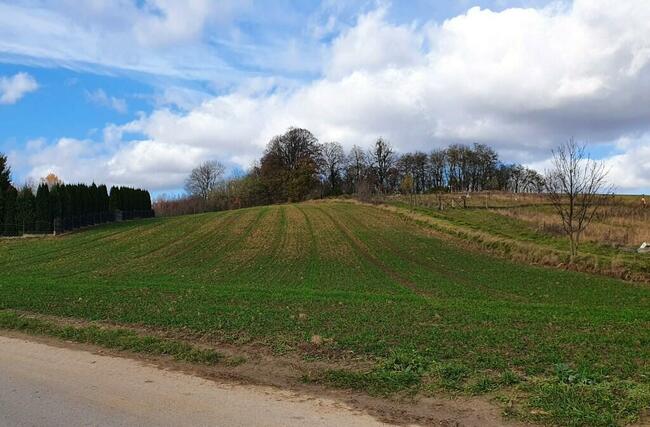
[603,135,650,193]
[16,0,650,192]
[17,137,203,190]
[326,7,426,79]
[17,137,108,185]
[86,89,128,113]
[0,72,38,104]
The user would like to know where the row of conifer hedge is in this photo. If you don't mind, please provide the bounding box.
[0,183,153,236]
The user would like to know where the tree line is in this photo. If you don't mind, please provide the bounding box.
[157,127,544,215]
[170,131,612,263]
[3,133,610,261]
[0,154,153,236]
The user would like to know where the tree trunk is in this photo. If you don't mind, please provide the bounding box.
[568,233,577,264]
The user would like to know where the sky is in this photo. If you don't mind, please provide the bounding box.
[0,0,649,194]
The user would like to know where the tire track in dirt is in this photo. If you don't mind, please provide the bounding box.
[295,204,358,266]
[138,211,242,267]
[247,205,290,281]
[1,219,167,269]
[256,205,302,283]
[142,207,265,277]
[314,204,424,298]
[213,206,287,278]
[339,203,529,303]
[43,211,253,281]
[41,213,238,280]
[294,204,317,259]
[252,205,312,287]
[3,221,171,282]
[198,207,273,277]
[103,211,244,277]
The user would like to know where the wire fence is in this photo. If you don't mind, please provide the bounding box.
[0,209,155,237]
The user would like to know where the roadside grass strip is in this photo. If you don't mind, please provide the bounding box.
[0,310,221,365]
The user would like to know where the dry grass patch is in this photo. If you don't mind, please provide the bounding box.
[498,205,649,248]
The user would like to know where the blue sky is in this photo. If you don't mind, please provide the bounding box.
[0,64,150,142]
[1,0,649,194]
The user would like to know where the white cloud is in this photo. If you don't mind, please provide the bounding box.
[0,0,326,82]
[106,140,206,189]
[527,134,650,193]
[0,1,241,80]
[86,89,128,113]
[17,136,203,190]
[0,72,38,104]
[603,135,650,193]
[326,7,425,79]
[18,138,107,185]
[15,0,650,192]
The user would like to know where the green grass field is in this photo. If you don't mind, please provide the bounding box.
[1,200,649,426]
[388,196,650,282]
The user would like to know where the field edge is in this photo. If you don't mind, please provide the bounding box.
[0,309,519,427]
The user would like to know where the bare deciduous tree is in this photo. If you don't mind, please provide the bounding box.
[400,174,415,207]
[544,139,613,262]
[346,145,367,192]
[185,160,225,201]
[429,149,446,190]
[369,138,394,194]
[321,142,345,195]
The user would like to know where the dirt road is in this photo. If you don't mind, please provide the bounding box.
[0,335,391,427]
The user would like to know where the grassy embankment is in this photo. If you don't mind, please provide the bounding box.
[388,193,649,282]
[1,200,648,426]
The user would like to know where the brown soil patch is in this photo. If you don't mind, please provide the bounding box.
[1,311,526,427]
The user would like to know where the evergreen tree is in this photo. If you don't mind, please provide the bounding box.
[35,183,51,233]
[0,153,11,191]
[0,187,4,230]
[49,185,64,232]
[16,186,36,234]
[3,186,18,235]
[81,184,91,225]
[59,184,72,230]
[120,187,128,210]
[0,153,11,230]
[108,187,117,212]
[90,183,99,212]
[88,183,97,223]
[98,184,109,213]
[71,184,82,226]
[109,186,118,211]
[145,190,152,211]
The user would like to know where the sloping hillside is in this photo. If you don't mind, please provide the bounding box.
[1,200,649,425]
